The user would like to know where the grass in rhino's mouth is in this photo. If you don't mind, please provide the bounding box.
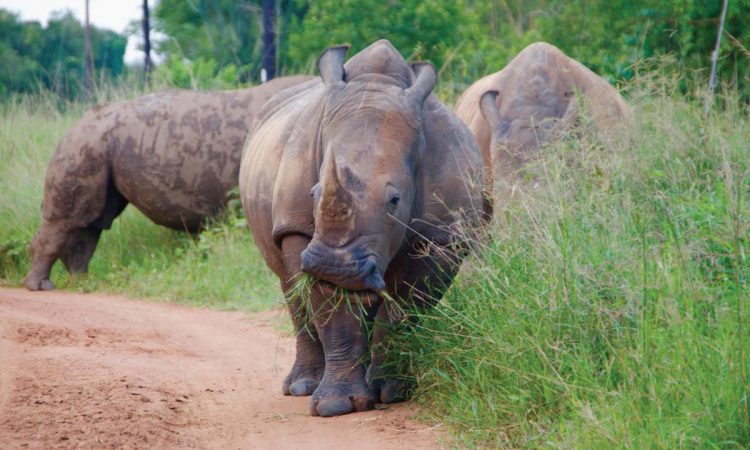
[285,273,404,329]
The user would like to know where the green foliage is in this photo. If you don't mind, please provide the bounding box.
[284,0,750,97]
[0,9,127,100]
[152,54,241,90]
[392,74,750,447]
[5,1,748,101]
[286,0,474,72]
[529,0,750,93]
[154,0,257,82]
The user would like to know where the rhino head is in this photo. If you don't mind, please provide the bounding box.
[300,43,437,293]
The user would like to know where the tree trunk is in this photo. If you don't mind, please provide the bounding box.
[142,0,152,81]
[261,0,276,82]
[83,0,94,97]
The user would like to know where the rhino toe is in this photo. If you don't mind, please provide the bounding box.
[377,379,413,404]
[288,378,319,396]
[310,397,352,417]
[23,276,55,291]
[282,364,324,396]
[310,392,375,417]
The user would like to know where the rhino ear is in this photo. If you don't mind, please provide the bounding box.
[318,45,350,87]
[479,90,502,128]
[406,62,437,108]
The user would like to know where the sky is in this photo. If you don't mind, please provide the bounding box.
[0,0,153,64]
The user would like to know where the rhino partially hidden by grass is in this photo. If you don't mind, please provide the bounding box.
[24,75,312,291]
[240,40,488,417]
[455,42,633,188]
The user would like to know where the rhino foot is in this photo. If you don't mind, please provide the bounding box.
[282,364,323,396]
[372,378,414,404]
[23,276,55,291]
[309,383,376,417]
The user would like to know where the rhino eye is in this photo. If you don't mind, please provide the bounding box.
[385,184,401,212]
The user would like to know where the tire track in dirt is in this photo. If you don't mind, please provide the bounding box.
[0,288,443,449]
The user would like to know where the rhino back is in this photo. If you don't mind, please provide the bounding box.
[98,76,311,230]
[103,90,249,229]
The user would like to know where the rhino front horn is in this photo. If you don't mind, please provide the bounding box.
[319,153,352,222]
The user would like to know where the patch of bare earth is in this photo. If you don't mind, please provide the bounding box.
[0,288,443,449]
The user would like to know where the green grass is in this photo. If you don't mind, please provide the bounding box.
[1,73,748,448]
[393,79,750,447]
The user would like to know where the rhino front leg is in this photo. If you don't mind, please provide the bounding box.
[367,304,413,404]
[23,220,73,290]
[281,235,325,396]
[308,287,378,417]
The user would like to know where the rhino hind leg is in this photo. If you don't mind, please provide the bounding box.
[59,183,128,274]
[24,155,128,291]
[280,235,325,397]
[23,220,73,291]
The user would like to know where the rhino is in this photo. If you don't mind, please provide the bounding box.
[240,40,488,417]
[455,42,632,187]
[23,75,312,291]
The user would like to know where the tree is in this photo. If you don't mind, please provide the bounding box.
[262,0,275,81]
[83,0,93,96]
[154,0,261,82]
[0,8,127,99]
[143,0,153,78]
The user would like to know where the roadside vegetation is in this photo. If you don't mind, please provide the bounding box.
[1,68,747,447]
[398,73,750,447]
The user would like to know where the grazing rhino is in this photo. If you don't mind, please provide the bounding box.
[24,75,313,291]
[240,40,488,417]
[455,42,632,186]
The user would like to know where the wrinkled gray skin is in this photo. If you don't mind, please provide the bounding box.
[23,75,312,291]
[240,40,488,417]
[455,42,633,189]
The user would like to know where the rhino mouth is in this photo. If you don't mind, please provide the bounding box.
[300,243,385,292]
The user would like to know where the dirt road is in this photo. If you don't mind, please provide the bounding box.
[0,288,442,449]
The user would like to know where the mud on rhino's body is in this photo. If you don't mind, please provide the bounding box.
[240,40,488,417]
[24,75,312,291]
[455,42,632,189]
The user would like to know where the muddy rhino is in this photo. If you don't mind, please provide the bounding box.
[455,42,632,186]
[240,40,488,417]
[24,75,312,291]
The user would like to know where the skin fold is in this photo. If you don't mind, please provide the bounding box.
[23,75,312,291]
[240,39,488,417]
[454,42,633,191]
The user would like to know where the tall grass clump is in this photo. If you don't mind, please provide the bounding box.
[0,91,279,312]
[398,74,749,447]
